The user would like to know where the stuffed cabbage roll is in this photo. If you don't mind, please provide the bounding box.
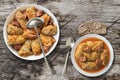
[23,29,37,39]
[91,52,100,61]
[101,49,109,66]
[92,41,104,53]
[15,11,27,29]
[84,52,91,61]
[41,14,50,26]
[31,39,41,55]
[8,35,25,45]
[75,43,87,59]
[18,40,32,57]
[40,34,55,48]
[26,6,36,19]
[80,62,98,70]
[7,24,23,35]
[86,41,94,48]
[42,25,57,36]
[78,42,91,53]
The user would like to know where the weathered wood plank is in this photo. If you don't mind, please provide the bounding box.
[0,0,120,80]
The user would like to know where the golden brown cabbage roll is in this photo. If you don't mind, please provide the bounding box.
[75,43,88,59]
[40,34,55,48]
[8,35,25,45]
[42,25,57,36]
[91,52,100,61]
[16,11,26,19]
[31,39,41,55]
[101,49,109,66]
[92,41,104,53]
[15,11,27,29]
[41,14,50,26]
[84,52,91,61]
[86,41,94,48]
[23,29,37,39]
[18,40,32,57]
[7,24,23,35]
[26,6,36,19]
[80,62,98,70]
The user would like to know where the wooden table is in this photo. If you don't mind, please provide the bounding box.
[0,0,120,80]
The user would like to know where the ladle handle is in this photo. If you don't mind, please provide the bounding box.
[62,51,70,74]
[34,27,52,74]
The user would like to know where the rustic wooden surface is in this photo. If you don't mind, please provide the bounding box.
[0,0,120,80]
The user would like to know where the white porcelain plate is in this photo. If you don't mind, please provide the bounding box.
[3,4,59,60]
[71,34,114,77]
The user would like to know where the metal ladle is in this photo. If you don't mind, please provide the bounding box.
[62,37,75,74]
[26,17,53,74]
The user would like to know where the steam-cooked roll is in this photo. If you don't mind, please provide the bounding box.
[86,41,94,48]
[101,49,109,66]
[84,52,91,61]
[92,41,104,53]
[91,52,100,61]
[75,43,88,59]
[80,62,98,70]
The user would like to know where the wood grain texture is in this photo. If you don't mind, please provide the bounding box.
[0,0,120,80]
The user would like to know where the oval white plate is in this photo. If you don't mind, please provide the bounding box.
[3,4,60,60]
[71,34,114,77]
